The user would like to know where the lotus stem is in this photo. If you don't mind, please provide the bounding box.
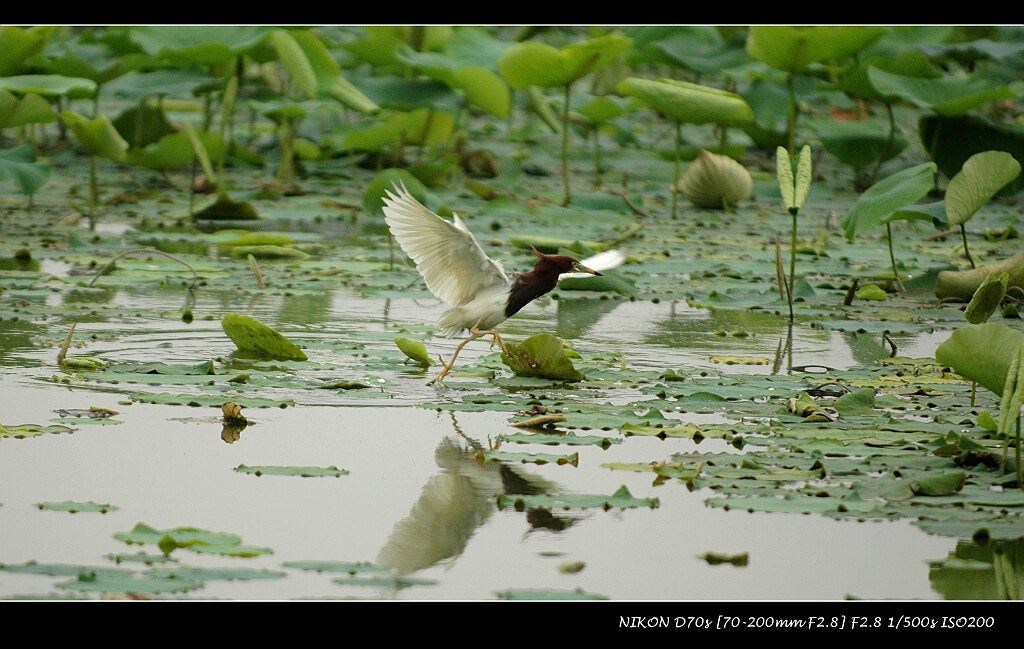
[786,73,797,152]
[886,222,904,291]
[960,224,976,268]
[561,84,572,205]
[672,121,682,219]
[789,211,797,321]
[88,154,98,231]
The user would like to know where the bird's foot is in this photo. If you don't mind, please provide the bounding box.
[427,366,450,386]
[471,327,506,353]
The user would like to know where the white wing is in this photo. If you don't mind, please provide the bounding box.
[559,248,628,280]
[382,182,510,308]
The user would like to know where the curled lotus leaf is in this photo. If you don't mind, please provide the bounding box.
[678,149,753,209]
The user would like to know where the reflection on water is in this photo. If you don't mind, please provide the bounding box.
[376,414,558,575]
[930,539,1023,600]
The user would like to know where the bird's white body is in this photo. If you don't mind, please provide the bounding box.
[381,182,627,383]
[437,281,511,337]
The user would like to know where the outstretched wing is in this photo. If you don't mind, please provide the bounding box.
[382,182,509,308]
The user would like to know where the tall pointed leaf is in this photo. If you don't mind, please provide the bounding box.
[776,145,812,214]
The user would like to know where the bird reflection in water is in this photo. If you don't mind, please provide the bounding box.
[375,412,575,575]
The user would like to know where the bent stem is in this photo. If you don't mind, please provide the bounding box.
[960,224,976,268]
[57,248,200,367]
[886,222,905,291]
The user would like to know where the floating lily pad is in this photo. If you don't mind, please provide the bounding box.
[0,422,75,439]
[113,522,269,558]
[56,572,204,595]
[479,450,579,466]
[496,485,659,511]
[146,566,286,581]
[36,500,118,514]
[496,587,608,600]
[234,464,349,478]
[283,561,388,575]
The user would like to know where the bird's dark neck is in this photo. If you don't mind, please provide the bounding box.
[504,263,563,318]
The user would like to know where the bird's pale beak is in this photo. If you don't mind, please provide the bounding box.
[579,265,601,276]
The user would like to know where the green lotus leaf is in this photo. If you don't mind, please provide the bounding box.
[146,567,286,580]
[0,144,50,197]
[841,162,936,241]
[60,110,128,161]
[935,254,1024,302]
[963,272,1008,324]
[746,26,885,73]
[496,485,658,511]
[496,588,608,600]
[0,89,55,128]
[838,51,943,103]
[0,74,96,98]
[479,450,579,466]
[808,118,908,169]
[501,333,586,382]
[935,322,1024,395]
[56,573,204,594]
[945,151,1022,227]
[221,313,308,361]
[499,35,631,89]
[394,336,435,366]
[126,130,226,171]
[129,25,269,66]
[234,464,349,477]
[834,387,876,415]
[920,114,1024,195]
[0,25,58,76]
[36,500,118,513]
[910,471,967,496]
[451,66,509,117]
[868,68,1019,116]
[617,76,752,125]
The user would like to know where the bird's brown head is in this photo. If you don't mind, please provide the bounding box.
[529,245,601,277]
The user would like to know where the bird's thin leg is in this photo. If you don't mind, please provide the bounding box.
[427,336,475,386]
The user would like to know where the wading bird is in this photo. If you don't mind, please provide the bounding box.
[382,182,623,384]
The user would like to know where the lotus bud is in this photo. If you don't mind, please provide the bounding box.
[677,149,753,209]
